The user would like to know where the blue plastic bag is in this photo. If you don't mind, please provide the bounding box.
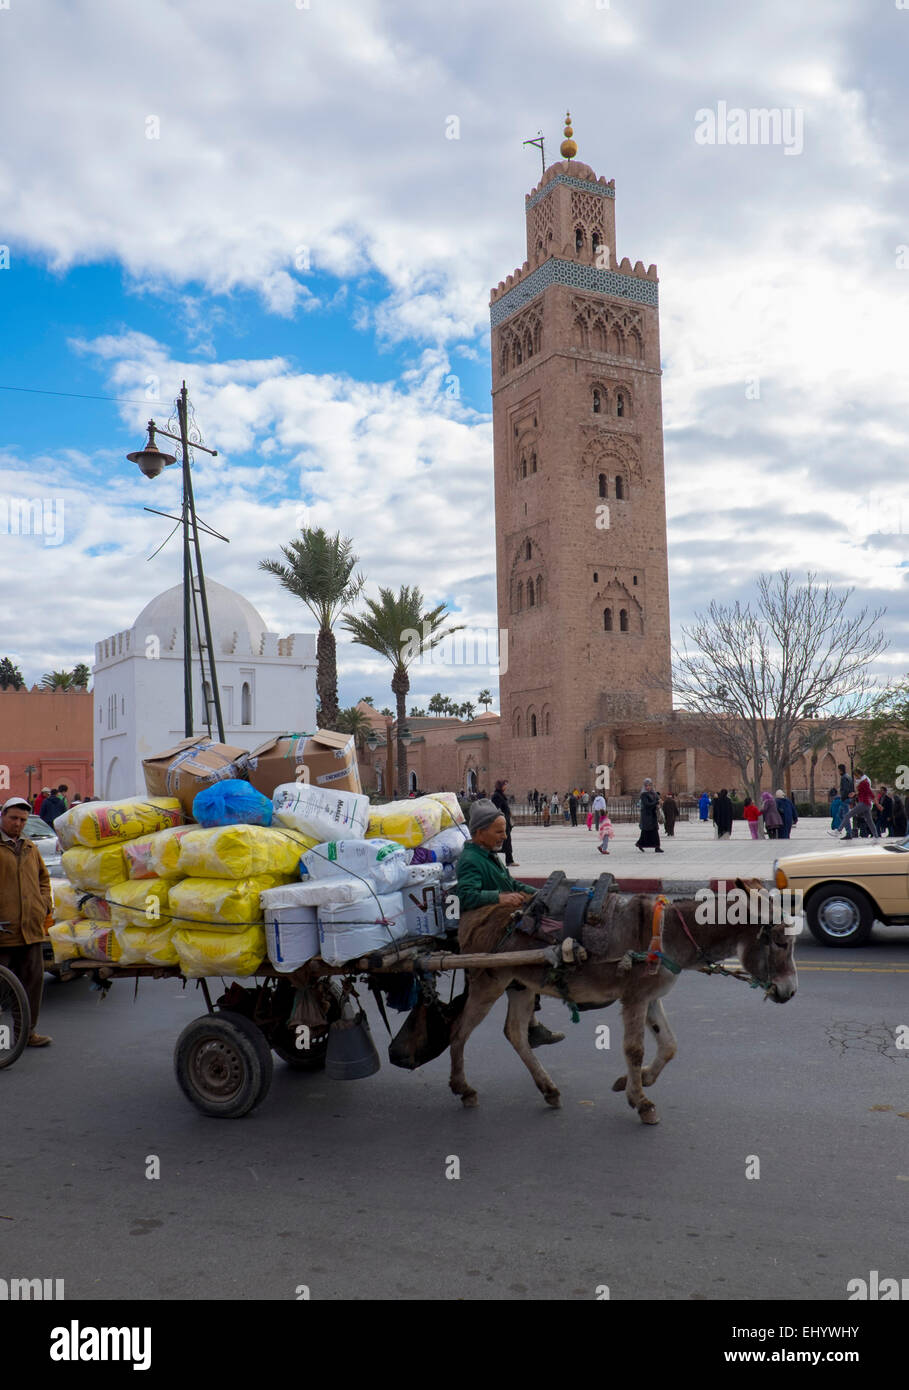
[192,779,273,828]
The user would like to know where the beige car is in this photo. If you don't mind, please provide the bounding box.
[774,840,909,947]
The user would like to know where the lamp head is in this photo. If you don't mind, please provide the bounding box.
[128,421,177,478]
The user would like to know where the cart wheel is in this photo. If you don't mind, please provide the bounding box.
[0,964,31,1069]
[174,1010,273,1118]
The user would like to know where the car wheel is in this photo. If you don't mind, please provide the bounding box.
[806,884,874,948]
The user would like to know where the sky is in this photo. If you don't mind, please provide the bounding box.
[1,0,908,712]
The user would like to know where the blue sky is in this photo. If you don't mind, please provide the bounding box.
[2,0,908,713]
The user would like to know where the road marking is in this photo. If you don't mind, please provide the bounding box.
[798,964,909,973]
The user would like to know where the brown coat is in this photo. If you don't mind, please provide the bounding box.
[0,837,52,946]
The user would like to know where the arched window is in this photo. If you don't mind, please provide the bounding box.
[531,714,537,737]
[575,227,584,252]
[537,239,543,251]
[598,473,608,498]
[531,452,537,473]
[593,571,599,583]
[616,392,625,417]
[409,770,418,793]
[527,582,535,607]
[620,609,629,632]
[521,457,527,479]
[241,681,251,725]
[515,714,522,738]
[544,712,550,735]
[524,333,533,360]
[515,342,522,366]
[525,540,532,560]
[604,609,613,631]
[615,476,625,500]
[535,575,543,605]
[592,389,601,414]
[516,581,523,612]
[592,231,601,255]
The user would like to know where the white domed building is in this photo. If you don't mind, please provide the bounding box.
[93,580,317,799]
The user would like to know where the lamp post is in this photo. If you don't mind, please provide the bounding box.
[366,721,394,801]
[846,743,856,783]
[24,764,37,802]
[128,382,227,742]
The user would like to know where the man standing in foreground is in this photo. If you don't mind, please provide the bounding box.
[831,769,880,841]
[0,797,54,1046]
[456,799,564,1048]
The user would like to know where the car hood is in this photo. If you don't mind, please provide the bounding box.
[776,845,909,876]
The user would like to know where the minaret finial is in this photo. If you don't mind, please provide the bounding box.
[560,111,577,160]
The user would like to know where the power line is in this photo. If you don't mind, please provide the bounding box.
[0,383,162,406]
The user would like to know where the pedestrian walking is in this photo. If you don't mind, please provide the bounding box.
[878,786,894,836]
[592,791,607,831]
[698,791,711,822]
[491,778,518,866]
[550,791,560,818]
[635,779,663,853]
[761,791,782,839]
[39,787,66,828]
[33,787,51,817]
[662,793,679,837]
[774,789,799,840]
[830,770,879,840]
[836,764,854,838]
[542,801,551,827]
[568,790,579,827]
[0,796,54,1046]
[743,796,761,839]
[596,813,615,854]
[712,788,734,839]
[581,790,590,815]
[586,808,594,831]
[893,793,907,838]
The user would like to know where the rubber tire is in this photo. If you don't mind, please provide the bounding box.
[805,884,874,948]
[174,1010,274,1117]
[0,963,31,1069]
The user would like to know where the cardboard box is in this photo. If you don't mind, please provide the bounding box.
[246,730,363,798]
[142,736,252,817]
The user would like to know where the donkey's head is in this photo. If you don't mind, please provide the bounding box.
[732,877,798,1002]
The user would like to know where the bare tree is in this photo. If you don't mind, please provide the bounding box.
[670,572,886,800]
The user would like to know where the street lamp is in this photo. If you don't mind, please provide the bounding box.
[846,743,856,782]
[24,764,37,801]
[128,382,227,743]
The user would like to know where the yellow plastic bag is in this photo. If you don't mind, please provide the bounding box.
[61,844,129,892]
[366,797,443,848]
[427,791,465,828]
[171,824,316,879]
[54,797,184,851]
[125,824,196,879]
[173,925,266,977]
[48,920,121,964]
[51,879,81,922]
[114,924,179,967]
[106,878,175,930]
[167,873,292,930]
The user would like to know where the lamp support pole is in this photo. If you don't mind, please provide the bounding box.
[386,717,394,799]
[178,382,226,743]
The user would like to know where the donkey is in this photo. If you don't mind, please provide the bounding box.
[449,877,798,1124]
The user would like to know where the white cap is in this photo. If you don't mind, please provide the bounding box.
[1,797,32,814]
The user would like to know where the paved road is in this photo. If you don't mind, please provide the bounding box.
[3,927,908,1301]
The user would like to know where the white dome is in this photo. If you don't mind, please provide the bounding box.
[131,580,268,656]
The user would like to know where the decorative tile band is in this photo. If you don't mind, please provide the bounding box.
[490,258,658,327]
[526,175,616,210]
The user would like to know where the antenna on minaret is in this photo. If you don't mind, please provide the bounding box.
[522,129,546,178]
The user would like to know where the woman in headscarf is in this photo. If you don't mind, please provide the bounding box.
[712,788,734,839]
[761,791,782,839]
[635,778,663,853]
[491,778,517,866]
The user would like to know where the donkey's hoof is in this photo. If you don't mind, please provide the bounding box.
[611,1075,627,1092]
[543,1088,561,1108]
[461,1089,479,1108]
[638,1101,659,1125]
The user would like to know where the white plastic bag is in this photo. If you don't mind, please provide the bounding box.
[263,906,319,972]
[423,826,468,864]
[260,879,371,909]
[317,891,407,965]
[300,838,411,892]
[271,783,370,843]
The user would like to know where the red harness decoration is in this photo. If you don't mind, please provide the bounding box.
[646,895,671,974]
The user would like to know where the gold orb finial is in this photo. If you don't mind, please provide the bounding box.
[560,110,577,160]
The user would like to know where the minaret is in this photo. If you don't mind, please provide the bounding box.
[490,114,672,793]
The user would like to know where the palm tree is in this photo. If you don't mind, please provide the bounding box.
[428,693,446,717]
[342,587,463,792]
[409,706,427,717]
[71,662,91,689]
[461,701,476,721]
[336,705,375,752]
[259,528,364,729]
[478,688,492,712]
[40,670,74,691]
[0,657,24,690]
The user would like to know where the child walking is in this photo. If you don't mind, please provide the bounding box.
[596,813,615,854]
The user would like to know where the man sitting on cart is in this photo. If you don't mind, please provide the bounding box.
[455,799,563,1048]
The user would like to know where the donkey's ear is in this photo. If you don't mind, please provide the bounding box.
[735,876,763,893]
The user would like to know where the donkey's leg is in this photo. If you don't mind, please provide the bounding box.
[502,985,561,1109]
[613,996,677,1091]
[641,998,676,1087]
[618,998,659,1124]
[449,970,507,1108]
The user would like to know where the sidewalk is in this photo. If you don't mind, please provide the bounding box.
[506,816,844,893]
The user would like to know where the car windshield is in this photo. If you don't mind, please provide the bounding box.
[23,815,55,839]
[882,836,909,852]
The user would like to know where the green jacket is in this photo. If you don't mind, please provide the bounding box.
[455,840,535,912]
